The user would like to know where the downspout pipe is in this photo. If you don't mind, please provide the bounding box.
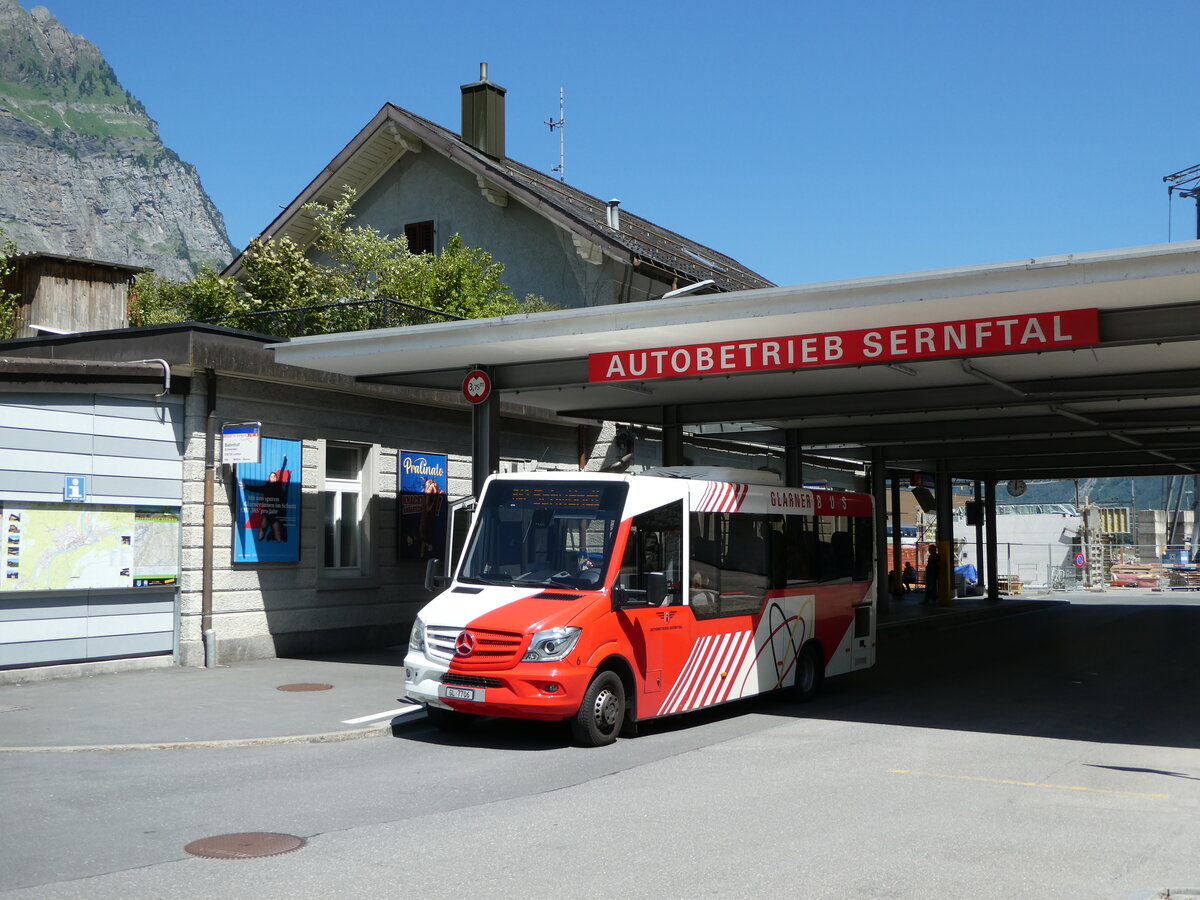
[132,358,171,397]
[202,369,217,667]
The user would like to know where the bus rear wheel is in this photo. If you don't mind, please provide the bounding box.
[571,671,625,747]
[792,644,825,703]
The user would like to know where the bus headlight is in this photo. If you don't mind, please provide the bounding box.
[523,626,582,662]
[409,618,426,653]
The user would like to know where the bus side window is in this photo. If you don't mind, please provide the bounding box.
[853,515,874,581]
[830,529,853,580]
[689,512,769,618]
[769,516,787,590]
[784,515,817,585]
[689,512,721,618]
[720,515,768,615]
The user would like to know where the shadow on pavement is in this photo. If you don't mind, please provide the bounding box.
[775,601,1200,751]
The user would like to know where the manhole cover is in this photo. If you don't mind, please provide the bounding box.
[276,683,333,692]
[184,832,307,859]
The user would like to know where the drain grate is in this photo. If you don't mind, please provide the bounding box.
[184,832,307,859]
[275,683,333,692]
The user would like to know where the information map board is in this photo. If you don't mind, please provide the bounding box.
[2,502,180,592]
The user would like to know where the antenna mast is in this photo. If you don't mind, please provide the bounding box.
[545,87,565,182]
[1164,163,1200,241]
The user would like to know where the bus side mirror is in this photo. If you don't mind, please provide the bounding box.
[424,558,450,592]
[611,584,626,611]
[611,572,667,610]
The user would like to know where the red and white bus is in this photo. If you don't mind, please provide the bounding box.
[404,467,876,746]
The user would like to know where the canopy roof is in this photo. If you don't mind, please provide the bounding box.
[272,242,1200,480]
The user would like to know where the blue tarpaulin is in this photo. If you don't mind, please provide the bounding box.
[954,564,978,584]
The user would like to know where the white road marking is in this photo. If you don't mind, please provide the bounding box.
[341,705,423,725]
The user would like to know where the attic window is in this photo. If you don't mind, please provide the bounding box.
[405,221,435,255]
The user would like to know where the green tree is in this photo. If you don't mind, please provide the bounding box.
[129,266,242,326]
[0,231,21,340]
[128,187,554,335]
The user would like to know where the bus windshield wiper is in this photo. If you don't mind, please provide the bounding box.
[460,574,514,586]
[510,575,577,589]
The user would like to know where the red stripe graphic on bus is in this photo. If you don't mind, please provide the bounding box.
[696,482,749,513]
[703,631,751,707]
[658,635,712,714]
[688,632,731,709]
[660,634,715,714]
[659,630,753,714]
[676,634,723,712]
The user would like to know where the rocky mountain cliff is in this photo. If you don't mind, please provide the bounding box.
[0,0,233,280]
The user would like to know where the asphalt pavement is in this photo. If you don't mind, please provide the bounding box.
[0,593,1058,752]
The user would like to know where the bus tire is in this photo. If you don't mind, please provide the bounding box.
[571,670,625,747]
[792,643,825,703]
[425,705,474,731]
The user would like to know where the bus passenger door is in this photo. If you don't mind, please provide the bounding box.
[613,500,687,710]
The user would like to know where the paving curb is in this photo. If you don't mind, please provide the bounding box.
[0,720,400,753]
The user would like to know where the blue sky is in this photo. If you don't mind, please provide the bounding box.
[27,0,1200,286]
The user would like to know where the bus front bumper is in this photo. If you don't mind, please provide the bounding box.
[404,652,591,721]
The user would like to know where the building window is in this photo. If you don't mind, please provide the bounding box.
[323,444,365,571]
[405,220,435,255]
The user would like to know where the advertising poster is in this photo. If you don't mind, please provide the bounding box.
[1,502,179,592]
[234,437,301,563]
[399,451,447,561]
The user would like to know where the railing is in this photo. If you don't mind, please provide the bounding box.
[201,298,464,338]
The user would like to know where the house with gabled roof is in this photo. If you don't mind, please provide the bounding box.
[0,69,783,678]
[222,65,773,308]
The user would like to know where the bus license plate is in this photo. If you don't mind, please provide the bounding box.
[440,685,483,702]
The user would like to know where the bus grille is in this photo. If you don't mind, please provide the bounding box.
[442,673,503,688]
[426,626,524,667]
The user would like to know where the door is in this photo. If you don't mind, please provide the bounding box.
[612,500,687,705]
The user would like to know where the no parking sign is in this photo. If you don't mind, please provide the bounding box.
[1074,553,1086,568]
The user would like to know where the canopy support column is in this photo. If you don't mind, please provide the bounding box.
[985,478,1000,601]
[891,474,903,605]
[871,449,890,616]
[974,479,985,594]
[935,459,954,606]
[661,406,684,466]
[784,429,803,488]
[471,366,499,499]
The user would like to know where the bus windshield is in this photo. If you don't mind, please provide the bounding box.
[458,480,629,589]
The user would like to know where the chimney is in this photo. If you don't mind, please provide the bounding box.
[461,62,506,159]
[606,198,621,231]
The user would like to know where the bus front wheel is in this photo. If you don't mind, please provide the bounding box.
[571,671,625,747]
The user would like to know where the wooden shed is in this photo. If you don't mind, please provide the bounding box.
[4,254,143,338]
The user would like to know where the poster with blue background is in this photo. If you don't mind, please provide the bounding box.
[399,451,447,561]
[234,437,301,563]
